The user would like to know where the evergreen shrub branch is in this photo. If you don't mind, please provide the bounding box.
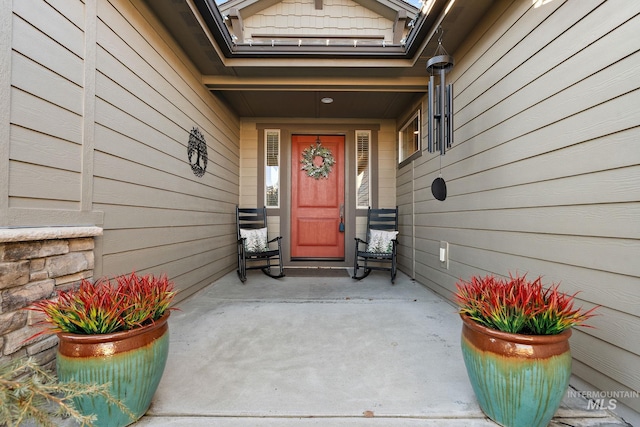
[0,358,134,427]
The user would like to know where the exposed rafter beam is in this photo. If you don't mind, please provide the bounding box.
[203,76,428,91]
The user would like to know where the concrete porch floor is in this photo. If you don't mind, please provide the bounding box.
[134,269,634,426]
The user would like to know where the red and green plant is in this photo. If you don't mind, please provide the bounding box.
[30,272,176,335]
[454,273,598,335]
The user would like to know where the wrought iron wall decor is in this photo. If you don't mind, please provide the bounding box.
[188,127,208,177]
[426,29,454,156]
[300,136,335,179]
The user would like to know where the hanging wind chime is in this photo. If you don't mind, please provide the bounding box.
[427,28,454,201]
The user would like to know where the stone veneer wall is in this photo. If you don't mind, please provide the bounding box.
[0,226,102,370]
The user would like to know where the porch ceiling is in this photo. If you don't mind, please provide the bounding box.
[142,0,495,119]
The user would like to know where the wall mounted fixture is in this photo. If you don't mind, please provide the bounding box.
[426,29,454,155]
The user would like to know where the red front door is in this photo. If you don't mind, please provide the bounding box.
[291,135,345,259]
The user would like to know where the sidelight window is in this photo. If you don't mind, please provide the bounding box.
[265,130,280,208]
[356,130,370,209]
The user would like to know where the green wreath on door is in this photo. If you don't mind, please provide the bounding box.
[301,142,335,179]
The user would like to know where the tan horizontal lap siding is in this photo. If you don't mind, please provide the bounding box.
[239,121,259,208]
[243,0,394,41]
[400,0,640,411]
[3,0,240,299]
[8,1,84,210]
[377,126,396,208]
[93,0,240,299]
[395,161,413,276]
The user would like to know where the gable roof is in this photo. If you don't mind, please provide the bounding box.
[221,0,416,48]
[219,0,418,23]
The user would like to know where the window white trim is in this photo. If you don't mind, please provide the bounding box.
[398,110,421,165]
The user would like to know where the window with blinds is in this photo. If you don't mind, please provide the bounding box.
[265,130,280,207]
[356,131,370,208]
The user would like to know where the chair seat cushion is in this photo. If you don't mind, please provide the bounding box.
[240,227,268,252]
[366,229,398,254]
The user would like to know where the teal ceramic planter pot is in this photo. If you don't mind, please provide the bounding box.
[56,312,170,427]
[460,314,572,427]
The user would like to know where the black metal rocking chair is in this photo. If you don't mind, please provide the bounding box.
[352,207,399,283]
[236,206,285,282]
